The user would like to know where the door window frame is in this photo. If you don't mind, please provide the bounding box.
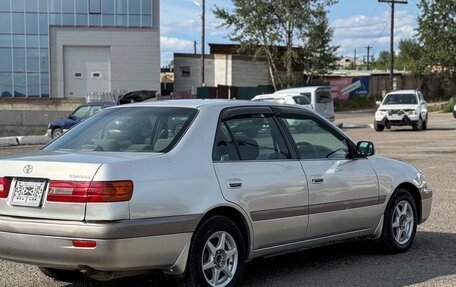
[271,106,357,160]
[213,106,300,162]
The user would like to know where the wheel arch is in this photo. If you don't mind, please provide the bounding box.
[393,182,422,222]
[197,205,253,259]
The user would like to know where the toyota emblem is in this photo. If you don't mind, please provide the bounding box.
[23,165,33,174]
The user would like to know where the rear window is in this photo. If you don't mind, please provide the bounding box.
[44,107,197,153]
[316,90,332,103]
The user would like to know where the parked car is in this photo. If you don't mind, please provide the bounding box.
[0,100,432,286]
[47,102,114,138]
[251,93,314,110]
[374,90,428,131]
[274,86,335,122]
[453,103,456,119]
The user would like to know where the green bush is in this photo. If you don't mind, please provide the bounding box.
[334,95,381,112]
[443,97,456,113]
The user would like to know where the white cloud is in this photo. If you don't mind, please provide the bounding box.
[331,10,417,57]
[160,36,194,51]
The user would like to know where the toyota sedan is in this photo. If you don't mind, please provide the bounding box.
[0,100,432,286]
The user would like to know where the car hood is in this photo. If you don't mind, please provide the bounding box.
[50,117,78,127]
[379,104,418,110]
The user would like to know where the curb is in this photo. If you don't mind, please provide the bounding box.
[0,135,50,147]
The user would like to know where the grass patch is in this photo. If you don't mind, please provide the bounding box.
[442,97,456,113]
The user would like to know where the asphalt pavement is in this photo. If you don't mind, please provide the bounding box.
[0,111,455,287]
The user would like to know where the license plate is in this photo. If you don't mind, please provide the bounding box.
[388,115,403,120]
[10,178,47,207]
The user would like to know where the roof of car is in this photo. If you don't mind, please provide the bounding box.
[114,99,296,110]
[83,101,115,106]
[386,90,418,95]
[274,86,330,94]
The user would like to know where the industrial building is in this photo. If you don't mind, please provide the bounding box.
[0,0,160,99]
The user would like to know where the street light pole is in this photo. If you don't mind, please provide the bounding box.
[379,0,407,91]
[201,0,205,87]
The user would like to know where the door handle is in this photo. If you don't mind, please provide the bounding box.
[227,179,242,189]
[311,176,324,184]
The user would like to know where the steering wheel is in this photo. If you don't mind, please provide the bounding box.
[325,148,347,159]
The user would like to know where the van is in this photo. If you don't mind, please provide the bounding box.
[251,93,313,111]
[274,86,335,122]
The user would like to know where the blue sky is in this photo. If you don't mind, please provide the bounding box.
[160,0,422,66]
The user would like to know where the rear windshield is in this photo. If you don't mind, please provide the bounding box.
[44,107,197,153]
[383,94,418,105]
[316,90,332,103]
[293,95,311,105]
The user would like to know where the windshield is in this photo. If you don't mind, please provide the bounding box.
[383,94,418,105]
[71,106,90,119]
[45,107,197,153]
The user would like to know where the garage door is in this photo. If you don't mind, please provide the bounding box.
[64,46,111,98]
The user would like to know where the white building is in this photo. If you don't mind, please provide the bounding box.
[174,44,272,93]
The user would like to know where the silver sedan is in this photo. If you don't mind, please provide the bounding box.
[0,100,432,286]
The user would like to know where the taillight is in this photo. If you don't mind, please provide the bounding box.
[0,177,11,198]
[47,181,133,203]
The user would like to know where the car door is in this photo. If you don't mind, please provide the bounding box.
[213,107,309,249]
[418,92,428,119]
[275,108,380,238]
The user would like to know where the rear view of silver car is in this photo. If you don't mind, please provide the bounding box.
[0,100,432,286]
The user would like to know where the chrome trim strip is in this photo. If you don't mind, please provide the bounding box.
[250,196,384,222]
[251,206,309,221]
[0,214,202,239]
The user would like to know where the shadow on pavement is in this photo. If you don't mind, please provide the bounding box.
[62,231,456,287]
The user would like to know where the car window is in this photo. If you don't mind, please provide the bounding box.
[71,106,90,119]
[213,113,291,161]
[88,106,102,116]
[279,115,349,160]
[316,90,332,103]
[292,95,310,105]
[383,94,418,105]
[45,107,197,153]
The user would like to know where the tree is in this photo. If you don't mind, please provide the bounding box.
[395,39,423,74]
[301,5,339,82]
[418,0,456,76]
[372,50,391,70]
[214,0,337,89]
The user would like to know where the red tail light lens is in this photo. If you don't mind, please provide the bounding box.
[47,181,133,203]
[0,177,11,198]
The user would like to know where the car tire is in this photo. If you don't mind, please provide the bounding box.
[38,267,84,282]
[374,122,385,132]
[422,115,428,130]
[412,118,423,131]
[379,189,418,254]
[51,128,64,139]
[181,216,246,287]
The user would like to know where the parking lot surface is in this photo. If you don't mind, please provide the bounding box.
[0,111,455,287]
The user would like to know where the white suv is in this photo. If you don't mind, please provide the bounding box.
[374,90,428,131]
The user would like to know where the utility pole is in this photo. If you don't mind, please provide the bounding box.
[365,45,372,71]
[353,49,357,70]
[379,0,407,91]
[201,0,206,87]
[194,41,197,55]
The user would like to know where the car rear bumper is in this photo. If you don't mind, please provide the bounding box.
[0,215,200,272]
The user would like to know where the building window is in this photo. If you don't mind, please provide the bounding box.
[91,72,102,78]
[181,67,190,77]
[89,0,101,14]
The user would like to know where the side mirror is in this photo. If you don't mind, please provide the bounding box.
[375,101,382,106]
[68,114,74,119]
[421,100,427,105]
[356,141,375,157]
